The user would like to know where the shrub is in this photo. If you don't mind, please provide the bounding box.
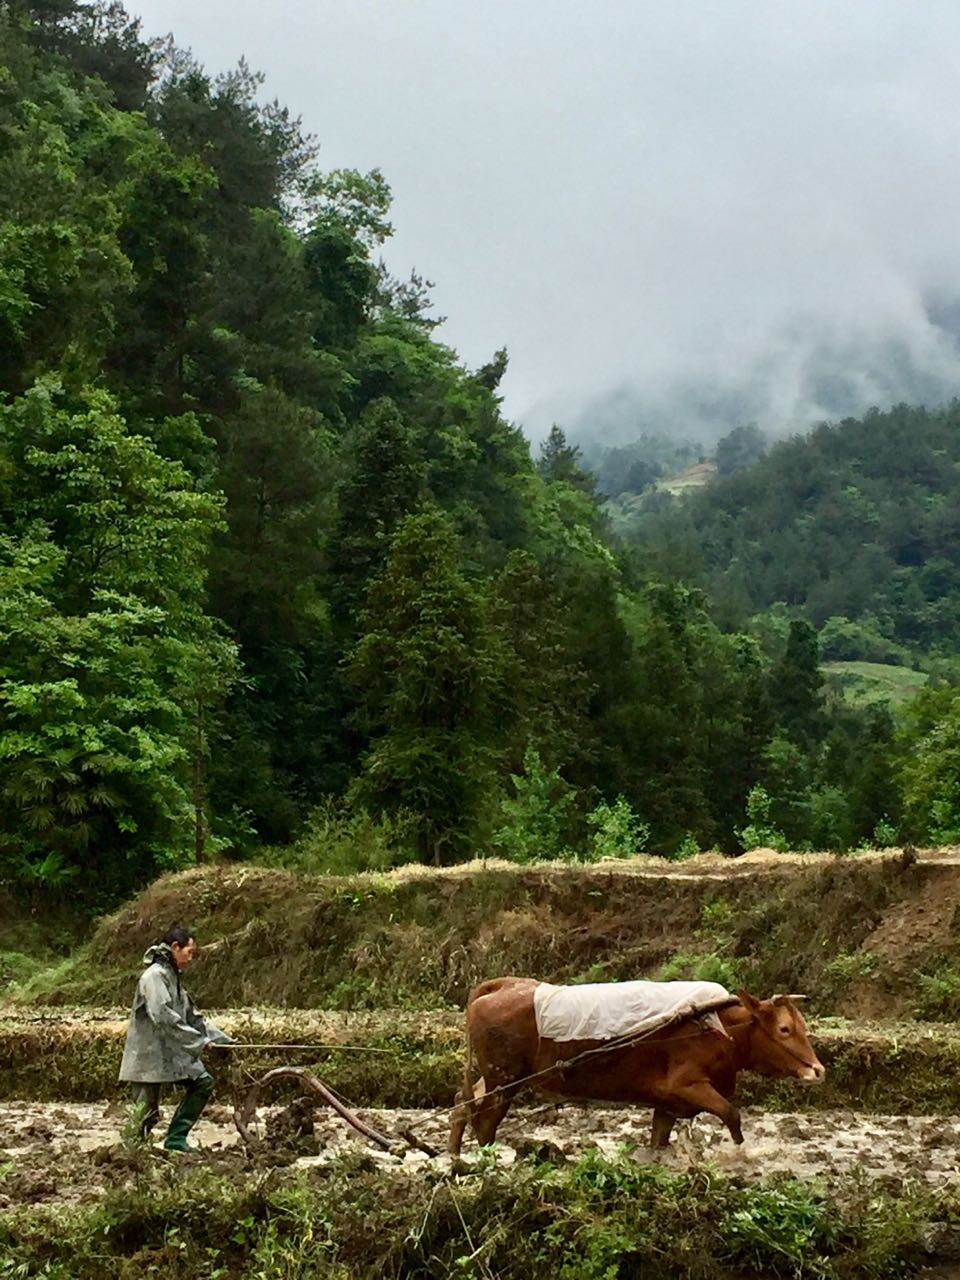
[261,799,417,875]
[585,795,650,861]
[492,746,577,863]
[738,785,789,852]
[915,958,960,1020]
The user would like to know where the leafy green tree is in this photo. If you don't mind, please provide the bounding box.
[0,32,137,393]
[327,397,425,624]
[899,688,960,843]
[769,620,824,745]
[491,549,592,778]
[492,745,577,863]
[0,382,234,897]
[538,424,597,497]
[737,785,788,852]
[586,796,649,861]
[346,509,506,864]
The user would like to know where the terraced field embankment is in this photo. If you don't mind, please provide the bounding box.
[12,847,960,1019]
[3,1008,960,1114]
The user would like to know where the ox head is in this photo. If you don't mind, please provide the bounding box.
[736,990,825,1083]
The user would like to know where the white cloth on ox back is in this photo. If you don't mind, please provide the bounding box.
[533,979,734,1043]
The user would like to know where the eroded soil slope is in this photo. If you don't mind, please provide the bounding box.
[13,848,960,1020]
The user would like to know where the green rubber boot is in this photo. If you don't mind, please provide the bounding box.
[163,1073,214,1153]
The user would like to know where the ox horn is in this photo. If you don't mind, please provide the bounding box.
[772,993,807,1004]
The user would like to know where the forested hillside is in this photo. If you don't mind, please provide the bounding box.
[626,404,960,657]
[2,1,959,909]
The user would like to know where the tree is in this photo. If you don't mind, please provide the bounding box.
[715,424,767,475]
[346,509,505,863]
[327,397,425,625]
[899,688,960,843]
[491,550,592,777]
[538,425,597,497]
[492,745,577,862]
[0,382,234,897]
[768,620,824,746]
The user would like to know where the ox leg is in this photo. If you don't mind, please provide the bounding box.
[673,1084,743,1144]
[449,1089,471,1157]
[470,1076,520,1147]
[449,1049,482,1156]
[650,1107,676,1148]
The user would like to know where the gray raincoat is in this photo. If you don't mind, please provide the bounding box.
[118,943,231,1084]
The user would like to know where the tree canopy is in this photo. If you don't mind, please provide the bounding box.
[1,1,955,903]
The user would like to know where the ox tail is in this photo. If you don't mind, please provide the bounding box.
[451,977,526,1154]
[449,1000,481,1156]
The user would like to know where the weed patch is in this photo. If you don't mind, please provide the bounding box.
[0,1153,949,1278]
[914,958,960,1020]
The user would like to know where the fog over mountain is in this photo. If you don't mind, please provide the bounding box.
[549,305,960,451]
[126,1,960,445]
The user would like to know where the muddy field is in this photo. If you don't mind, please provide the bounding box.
[2,1097,959,1208]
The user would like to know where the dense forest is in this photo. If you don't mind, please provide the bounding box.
[2,1,960,909]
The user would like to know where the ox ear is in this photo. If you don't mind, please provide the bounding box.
[736,989,761,1012]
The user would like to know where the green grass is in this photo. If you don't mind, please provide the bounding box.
[0,1149,947,1278]
[821,661,928,709]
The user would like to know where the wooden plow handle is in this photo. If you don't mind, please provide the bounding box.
[234,1066,399,1152]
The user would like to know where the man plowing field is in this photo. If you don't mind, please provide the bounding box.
[118,924,233,1153]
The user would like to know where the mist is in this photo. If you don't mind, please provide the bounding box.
[125,0,960,446]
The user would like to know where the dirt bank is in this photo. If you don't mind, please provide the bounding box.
[13,848,960,1019]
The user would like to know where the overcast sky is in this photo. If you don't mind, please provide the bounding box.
[126,1,960,439]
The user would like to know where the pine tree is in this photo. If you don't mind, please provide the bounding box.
[346,509,505,863]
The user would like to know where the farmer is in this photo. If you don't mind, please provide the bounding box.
[118,923,232,1153]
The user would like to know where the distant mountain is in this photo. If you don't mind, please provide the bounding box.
[526,306,960,453]
[624,400,960,657]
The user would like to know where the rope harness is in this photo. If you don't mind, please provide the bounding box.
[454,997,744,1113]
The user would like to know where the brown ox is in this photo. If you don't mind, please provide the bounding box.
[449,977,824,1155]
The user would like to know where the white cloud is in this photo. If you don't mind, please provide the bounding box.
[127,0,960,434]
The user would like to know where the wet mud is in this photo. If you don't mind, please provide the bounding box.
[1,1098,958,1207]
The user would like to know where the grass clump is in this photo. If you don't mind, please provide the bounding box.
[0,1153,945,1278]
[261,798,418,876]
[914,957,960,1020]
[822,950,879,1000]
[658,949,743,989]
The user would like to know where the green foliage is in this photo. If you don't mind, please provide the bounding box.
[822,660,928,710]
[721,1180,839,1277]
[3,0,952,903]
[492,745,577,863]
[671,832,702,860]
[715,422,768,476]
[658,949,743,988]
[870,816,899,848]
[738,785,790,852]
[627,400,960,655]
[262,799,416,876]
[0,1149,938,1279]
[586,431,703,499]
[347,509,505,864]
[823,949,878,996]
[0,383,235,896]
[914,958,960,1021]
[818,616,910,666]
[585,795,649,860]
[899,688,960,843]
